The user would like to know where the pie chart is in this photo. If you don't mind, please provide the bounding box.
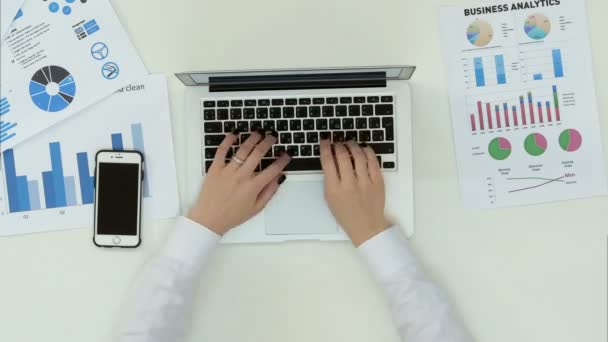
[559,129,583,152]
[524,14,551,40]
[488,137,512,160]
[467,19,494,47]
[29,66,76,112]
[524,133,547,156]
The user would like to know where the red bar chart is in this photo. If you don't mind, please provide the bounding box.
[469,85,561,133]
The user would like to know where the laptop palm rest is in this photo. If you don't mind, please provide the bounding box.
[265,181,338,236]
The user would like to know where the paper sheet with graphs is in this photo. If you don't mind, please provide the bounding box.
[440,1,607,208]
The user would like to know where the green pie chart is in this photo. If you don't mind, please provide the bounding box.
[524,133,548,156]
[488,137,512,160]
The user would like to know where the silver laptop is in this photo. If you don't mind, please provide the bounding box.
[177,66,416,243]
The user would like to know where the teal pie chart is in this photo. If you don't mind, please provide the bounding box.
[29,66,76,112]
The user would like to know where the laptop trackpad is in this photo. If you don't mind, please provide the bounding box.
[265,181,338,235]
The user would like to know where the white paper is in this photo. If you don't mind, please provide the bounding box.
[0,0,24,41]
[439,1,607,208]
[0,74,180,236]
[0,0,147,151]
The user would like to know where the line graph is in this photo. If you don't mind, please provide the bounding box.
[507,176,566,193]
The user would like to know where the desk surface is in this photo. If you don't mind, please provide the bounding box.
[1,0,607,341]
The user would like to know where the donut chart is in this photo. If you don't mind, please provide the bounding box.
[559,129,583,152]
[488,137,512,160]
[524,133,548,156]
[467,19,494,47]
[29,66,76,112]
[524,13,551,40]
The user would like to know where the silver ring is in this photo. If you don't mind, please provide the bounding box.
[231,156,246,165]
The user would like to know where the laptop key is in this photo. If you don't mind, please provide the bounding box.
[383,161,396,169]
[332,131,345,142]
[263,120,275,131]
[205,134,225,146]
[335,106,347,117]
[381,96,393,103]
[237,121,249,132]
[303,119,315,131]
[272,99,284,106]
[382,117,394,141]
[322,106,334,117]
[362,105,374,116]
[313,145,321,156]
[349,105,361,116]
[313,98,325,104]
[367,96,380,103]
[250,120,263,130]
[224,121,236,133]
[354,97,366,103]
[230,108,242,120]
[359,130,371,142]
[286,98,298,105]
[372,130,385,142]
[340,97,353,104]
[231,100,243,107]
[299,98,311,105]
[205,160,214,173]
[309,106,321,118]
[294,132,305,144]
[300,145,312,156]
[342,118,354,129]
[286,145,299,157]
[205,147,217,159]
[274,145,286,157]
[244,108,255,119]
[203,109,215,121]
[316,119,328,130]
[356,118,367,129]
[375,104,393,116]
[283,107,295,118]
[217,109,229,120]
[326,97,339,104]
[369,117,381,129]
[258,99,270,106]
[345,130,358,141]
[277,120,289,131]
[296,107,308,118]
[368,143,395,154]
[285,158,321,171]
[307,132,319,143]
[205,122,223,133]
[256,108,269,119]
[245,100,257,106]
[329,119,341,130]
[280,133,292,144]
[240,133,252,144]
[290,120,302,131]
[217,101,229,107]
[270,107,282,118]
[203,101,216,108]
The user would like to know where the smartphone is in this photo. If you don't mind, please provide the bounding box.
[93,150,144,248]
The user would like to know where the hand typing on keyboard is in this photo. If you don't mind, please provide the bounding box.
[188,130,291,235]
[320,138,390,246]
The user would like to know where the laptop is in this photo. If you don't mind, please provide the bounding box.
[177,66,416,243]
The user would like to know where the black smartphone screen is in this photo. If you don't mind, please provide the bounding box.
[96,162,140,235]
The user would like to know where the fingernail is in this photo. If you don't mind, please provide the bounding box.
[278,174,287,185]
[320,132,330,140]
[360,142,368,147]
[281,151,291,158]
[271,130,279,138]
[232,128,241,135]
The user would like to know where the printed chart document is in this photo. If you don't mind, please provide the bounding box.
[0,0,147,151]
[0,0,24,41]
[440,1,607,208]
[0,75,180,236]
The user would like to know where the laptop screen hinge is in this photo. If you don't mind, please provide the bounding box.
[208,72,387,92]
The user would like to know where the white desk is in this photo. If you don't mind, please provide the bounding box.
[1,0,607,341]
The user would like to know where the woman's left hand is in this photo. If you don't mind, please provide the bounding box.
[187,130,291,236]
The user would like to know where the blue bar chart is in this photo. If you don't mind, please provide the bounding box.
[2,123,150,213]
[520,48,566,82]
[469,54,508,88]
[1,97,17,144]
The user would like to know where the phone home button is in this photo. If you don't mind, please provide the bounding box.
[112,236,122,245]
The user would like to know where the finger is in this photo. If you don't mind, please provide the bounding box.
[320,138,339,181]
[229,130,264,169]
[240,132,278,175]
[254,152,291,187]
[212,132,239,168]
[345,140,370,183]
[333,142,355,183]
[253,174,286,214]
[362,144,382,183]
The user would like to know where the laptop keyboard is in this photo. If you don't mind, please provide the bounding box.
[201,95,397,174]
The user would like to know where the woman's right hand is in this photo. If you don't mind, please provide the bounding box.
[319,138,390,247]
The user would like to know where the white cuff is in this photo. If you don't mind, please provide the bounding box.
[357,226,417,280]
[161,216,221,271]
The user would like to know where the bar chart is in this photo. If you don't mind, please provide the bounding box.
[520,48,565,82]
[468,85,561,133]
[465,54,509,88]
[2,123,150,214]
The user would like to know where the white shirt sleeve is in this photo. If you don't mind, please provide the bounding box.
[358,227,473,342]
[114,216,220,342]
